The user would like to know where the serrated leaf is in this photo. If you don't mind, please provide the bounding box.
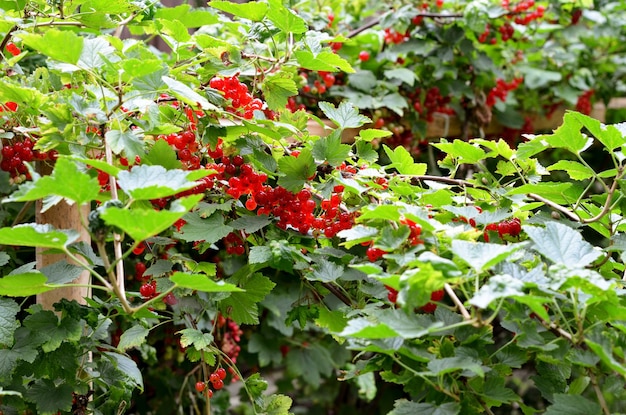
[0,298,19,347]
[339,317,398,338]
[295,50,354,73]
[101,195,202,242]
[249,245,272,264]
[384,68,418,86]
[40,260,85,285]
[23,311,81,352]
[428,356,485,377]
[142,137,182,169]
[24,379,74,413]
[162,76,218,111]
[358,128,392,142]
[178,328,213,350]
[451,240,523,272]
[105,129,145,159]
[220,273,276,324]
[432,139,487,164]
[262,72,298,111]
[547,160,595,180]
[389,399,460,415]
[337,224,379,248]
[0,224,79,249]
[277,149,316,192]
[230,215,272,233]
[544,394,602,415]
[103,351,144,391]
[117,324,149,352]
[306,259,344,283]
[176,211,233,243]
[570,112,625,151]
[507,182,581,205]
[318,101,371,130]
[383,145,427,175]
[78,37,115,69]
[7,157,100,206]
[20,30,83,64]
[0,272,52,297]
[541,112,592,154]
[208,0,268,21]
[264,393,293,415]
[523,222,601,267]
[469,274,525,309]
[170,272,242,292]
[312,132,351,166]
[117,165,199,200]
[267,0,307,34]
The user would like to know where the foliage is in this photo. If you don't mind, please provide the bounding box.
[1,0,626,415]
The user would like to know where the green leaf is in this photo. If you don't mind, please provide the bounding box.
[157,4,219,28]
[20,30,84,64]
[0,80,48,113]
[337,224,379,248]
[220,273,276,325]
[103,351,144,391]
[6,157,100,206]
[451,240,523,273]
[78,37,115,69]
[105,129,145,159]
[523,222,602,267]
[306,259,344,283]
[428,356,485,377]
[23,311,82,352]
[249,245,272,264]
[176,211,233,244]
[432,139,487,165]
[142,137,182,169]
[542,112,592,154]
[358,128,392,142]
[277,149,316,192]
[318,101,371,130]
[267,0,307,34]
[544,394,602,415]
[101,195,202,241]
[312,132,351,166]
[208,0,268,21]
[569,111,625,151]
[178,328,213,350]
[389,399,460,415]
[0,272,53,297]
[24,379,74,413]
[507,182,581,205]
[547,160,595,180]
[339,317,398,338]
[264,394,293,415]
[0,298,19,347]
[0,224,79,249]
[469,274,525,309]
[161,76,218,111]
[170,272,243,292]
[384,68,418,86]
[295,50,354,73]
[0,349,19,383]
[117,165,201,200]
[230,215,272,234]
[519,67,562,89]
[117,324,149,352]
[383,145,427,175]
[40,260,85,285]
[262,72,299,111]
[315,307,348,333]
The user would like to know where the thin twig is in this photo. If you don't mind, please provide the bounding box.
[589,369,611,415]
[321,282,353,307]
[526,193,579,221]
[346,12,463,38]
[444,283,471,321]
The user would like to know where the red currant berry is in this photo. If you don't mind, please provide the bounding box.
[195,381,206,393]
[358,51,371,62]
[215,367,227,380]
[211,378,224,390]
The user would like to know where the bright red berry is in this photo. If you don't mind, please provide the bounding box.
[358,50,370,62]
[195,381,206,393]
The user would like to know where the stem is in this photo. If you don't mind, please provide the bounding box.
[444,283,472,321]
[527,193,579,221]
[321,282,353,307]
[580,174,621,224]
[589,369,611,415]
[95,241,134,314]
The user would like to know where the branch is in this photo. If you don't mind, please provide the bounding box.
[444,283,472,321]
[346,12,463,38]
[527,193,579,221]
[589,369,611,415]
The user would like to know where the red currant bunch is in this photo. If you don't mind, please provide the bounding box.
[575,90,594,115]
[209,75,264,119]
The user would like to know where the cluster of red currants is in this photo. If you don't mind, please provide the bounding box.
[214,313,243,367]
[502,0,546,25]
[224,232,246,255]
[575,90,594,115]
[195,367,227,398]
[158,129,201,170]
[410,86,455,122]
[139,279,158,299]
[1,138,57,183]
[4,42,20,56]
[484,218,522,242]
[209,75,264,120]
[485,77,524,108]
[383,27,409,45]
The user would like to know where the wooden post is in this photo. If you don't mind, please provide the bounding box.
[35,164,91,309]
